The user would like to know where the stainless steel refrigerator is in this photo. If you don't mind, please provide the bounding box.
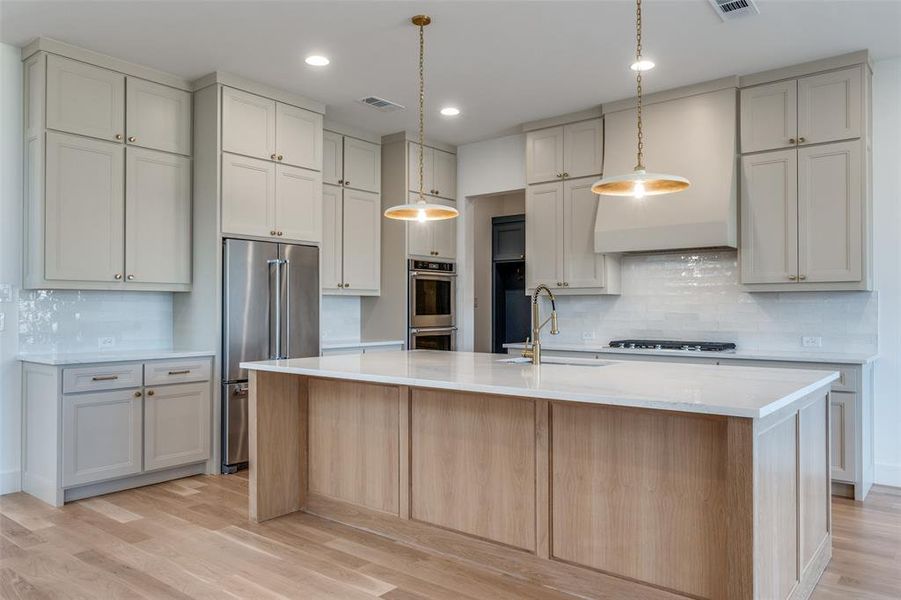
[221,238,319,473]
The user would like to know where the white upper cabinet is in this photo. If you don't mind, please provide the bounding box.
[275,164,321,243]
[432,148,457,200]
[740,80,798,153]
[221,153,276,238]
[798,67,862,146]
[740,150,799,284]
[525,181,564,290]
[222,87,276,160]
[276,102,322,170]
[46,55,125,143]
[321,184,344,291]
[343,137,381,193]
[125,77,192,155]
[526,119,603,184]
[406,194,456,260]
[526,126,564,184]
[125,147,192,285]
[562,177,606,289]
[562,120,604,180]
[341,189,381,293]
[322,130,343,186]
[44,131,125,283]
[798,141,862,283]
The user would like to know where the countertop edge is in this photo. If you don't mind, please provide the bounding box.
[240,361,838,420]
[321,340,406,350]
[19,350,216,366]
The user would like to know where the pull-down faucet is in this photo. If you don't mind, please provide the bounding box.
[521,284,559,365]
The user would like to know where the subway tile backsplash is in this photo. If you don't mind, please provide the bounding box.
[18,290,173,354]
[320,295,362,343]
[550,250,878,354]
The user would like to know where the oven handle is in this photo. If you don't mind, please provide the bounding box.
[410,327,458,334]
[410,271,457,278]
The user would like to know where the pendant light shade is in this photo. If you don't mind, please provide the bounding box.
[384,15,459,222]
[593,0,689,199]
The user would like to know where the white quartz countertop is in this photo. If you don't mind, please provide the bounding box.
[241,350,837,419]
[503,342,878,365]
[320,340,405,350]
[18,349,216,366]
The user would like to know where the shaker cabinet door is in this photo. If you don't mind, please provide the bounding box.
[341,189,382,294]
[526,126,564,184]
[125,148,192,285]
[431,200,457,260]
[321,184,344,292]
[797,141,862,283]
[222,87,276,160]
[322,130,344,186]
[126,77,192,155]
[798,67,862,146]
[275,164,321,243]
[276,102,322,170]
[562,177,606,289]
[46,54,125,143]
[221,153,276,238]
[45,131,125,283]
[525,181,564,290]
[144,382,211,471]
[563,119,603,179]
[740,80,798,153]
[62,389,142,487]
[343,137,381,193]
[408,142,435,194]
[740,150,799,284]
[431,148,457,200]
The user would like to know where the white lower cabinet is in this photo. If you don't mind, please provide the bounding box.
[829,392,855,483]
[63,389,143,487]
[144,382,211,471]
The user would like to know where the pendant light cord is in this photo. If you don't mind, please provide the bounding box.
[635,0,644,171]
[418,21,426,203]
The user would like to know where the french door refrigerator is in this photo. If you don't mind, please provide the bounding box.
[221,238,319,473]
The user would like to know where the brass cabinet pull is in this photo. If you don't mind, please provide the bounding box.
[127,136,136,142]
[133,391,142,398]
[168,369,190,375]
[91,375,118,381]
[115,134,123,140]
[146,389,155,396]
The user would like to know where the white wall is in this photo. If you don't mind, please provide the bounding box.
[457,134,527,349]
[0,43,22,494]
[873,56,901,487]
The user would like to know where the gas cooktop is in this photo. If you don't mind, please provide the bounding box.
[609,339,737,352]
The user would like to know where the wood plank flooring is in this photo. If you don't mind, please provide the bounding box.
[1,474,898,599]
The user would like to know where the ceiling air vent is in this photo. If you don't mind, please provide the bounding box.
[358,96,405,112]
[708,0,759,21]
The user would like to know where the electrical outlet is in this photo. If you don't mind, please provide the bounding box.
[0,312,4,332]
[98,336,115,349]
[0,284,11,303]
[581,331,597,341]
[802,336,822,348]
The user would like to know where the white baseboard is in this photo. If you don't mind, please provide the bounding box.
[875,462,901,488]
[0,469,22,495]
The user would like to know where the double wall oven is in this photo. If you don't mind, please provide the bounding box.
[408,259,456,351]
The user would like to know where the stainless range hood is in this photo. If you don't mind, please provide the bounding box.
[594,81,739,254]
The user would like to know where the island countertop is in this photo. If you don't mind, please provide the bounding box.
[241,349,837,419]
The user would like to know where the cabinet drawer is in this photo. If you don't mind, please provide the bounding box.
[144,358,211,386]
[63,363,143,394]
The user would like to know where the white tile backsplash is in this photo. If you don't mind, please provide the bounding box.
[320,295,361,343]
[18,290,173,354]
[549,250,877,354]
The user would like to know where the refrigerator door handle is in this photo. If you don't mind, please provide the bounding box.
[268,258,284,359]
[283,258,291,360]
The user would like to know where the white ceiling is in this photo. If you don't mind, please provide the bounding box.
[3,1,900,146]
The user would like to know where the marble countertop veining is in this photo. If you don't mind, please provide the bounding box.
[241,350,837,419]
[502,342,878,365]
[18,349,216,366]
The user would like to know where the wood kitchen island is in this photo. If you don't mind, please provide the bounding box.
[242,350,837,600]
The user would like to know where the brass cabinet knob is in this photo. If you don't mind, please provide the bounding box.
[114,273,122,280]
[788,274,798,280]
[128,136,136,142]
[563,282,570,287]
[127,274,135,281]
[277,231,283,236]
[556,281,562,286]
[338,179,344,185]
[344,283,350,288]
[799,274,807,280]
[345,180,350,186]
[277,155,283,161]
[270,153,277,160]
[146,389,155,396]
[789,138,797,144]
[270,230,277,235]
[115,134,123,140]
[798,137,806,144]
[562,172,569,178]
[337,283,344,288]
[134,391,142,398]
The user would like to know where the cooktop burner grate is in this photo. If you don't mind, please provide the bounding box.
[609,339,737,352]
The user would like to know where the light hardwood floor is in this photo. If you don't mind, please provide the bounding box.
[1,474,898,599]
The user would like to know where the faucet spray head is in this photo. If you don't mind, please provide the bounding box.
[550,310,559,335]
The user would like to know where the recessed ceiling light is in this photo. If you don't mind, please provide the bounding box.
[440,106,460,116]
[305,55,330,67]
[629,59,655,72]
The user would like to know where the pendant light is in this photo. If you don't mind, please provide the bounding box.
[591,0,689,198]
[384,15,459,222]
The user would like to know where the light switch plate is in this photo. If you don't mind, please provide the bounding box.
[0,312,4,332]
[582,331,597,341]
[98,336,115,349]
[802,336,823,348]
[0,283,12,303]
